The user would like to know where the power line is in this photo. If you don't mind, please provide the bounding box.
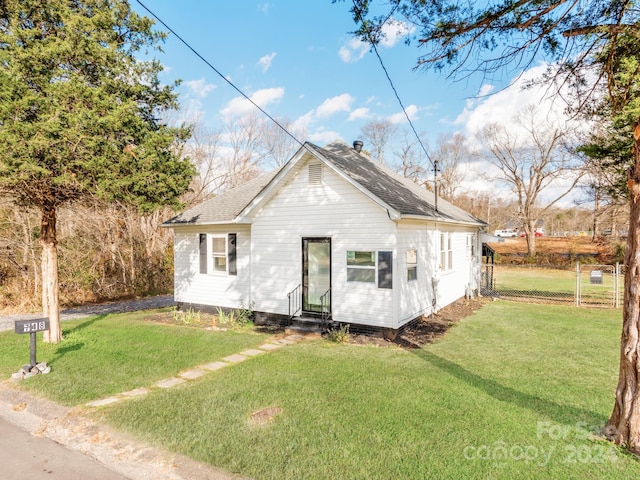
[354,3,439,210]
[135,0,304,149]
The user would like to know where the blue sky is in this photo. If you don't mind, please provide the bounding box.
[131,0,503,149]
[131,0,588,208]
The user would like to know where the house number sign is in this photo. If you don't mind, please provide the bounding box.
[14,318,49,369]
[15,319,50,334]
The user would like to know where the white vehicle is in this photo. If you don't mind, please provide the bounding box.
[494,229,518,237]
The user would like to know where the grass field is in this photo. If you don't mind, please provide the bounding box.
[0,302,633,479]
[0,310,272,405]
[91,302,634,480]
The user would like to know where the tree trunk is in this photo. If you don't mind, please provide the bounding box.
[41,204,62,344]
[524,220,536,257]
[606,124,640,452]
[592,188,600,242]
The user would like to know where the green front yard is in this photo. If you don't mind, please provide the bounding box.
[0,310,271,405]
[0,302,635,479]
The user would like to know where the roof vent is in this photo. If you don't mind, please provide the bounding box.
[353,140,363,153]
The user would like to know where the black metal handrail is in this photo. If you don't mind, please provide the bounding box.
[320,288,331,331]
[288,284,301,324]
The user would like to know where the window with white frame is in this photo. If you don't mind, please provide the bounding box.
[346,250,393,288]
[466,234,476,259]
[212,236,227,272]
[406,249,417,281]
[347,251,375,283]
[440,233,453,271]
[199,233,237,276]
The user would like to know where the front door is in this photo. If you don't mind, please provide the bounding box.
[302,238,331,314]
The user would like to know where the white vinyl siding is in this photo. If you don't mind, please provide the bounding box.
[397,222,434,324]
[250,158,395,327]
[170,155,482,329]
[173,225,251,309]
[435,227,477,308]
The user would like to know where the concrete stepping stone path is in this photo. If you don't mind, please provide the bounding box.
[85,334,311,408]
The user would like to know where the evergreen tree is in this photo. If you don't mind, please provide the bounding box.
[0,0,195,343]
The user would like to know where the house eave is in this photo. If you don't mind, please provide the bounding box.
[400,214,485,227]
[162,219,250,229]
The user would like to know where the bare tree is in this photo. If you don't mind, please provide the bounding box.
[393,131,428,184]
[257,117,306,169]
[220,112,264,190]
[360,119,399,164]
[480,105,584,256]
[181,116,225,206]
[431,133,469,202]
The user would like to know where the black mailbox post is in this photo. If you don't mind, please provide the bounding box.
[14,318,49,369]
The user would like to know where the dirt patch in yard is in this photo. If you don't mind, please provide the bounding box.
[347,296,491,349]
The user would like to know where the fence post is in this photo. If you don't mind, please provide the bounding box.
[575,262,580,307]
[616,262,620,309]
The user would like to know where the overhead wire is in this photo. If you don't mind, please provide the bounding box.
[135,0,304,149]
[135,0,438,209]
[355,7,439,210]
[368,40,439,210]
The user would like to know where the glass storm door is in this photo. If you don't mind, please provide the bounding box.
[302,238,331,314]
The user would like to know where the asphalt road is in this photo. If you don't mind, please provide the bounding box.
[0,417,129,480]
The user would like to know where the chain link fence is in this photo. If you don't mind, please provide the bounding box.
[481,263,623,308]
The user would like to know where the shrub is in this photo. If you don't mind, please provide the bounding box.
[326,323,349,343]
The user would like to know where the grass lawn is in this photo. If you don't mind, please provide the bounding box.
[0,309,272,405]
[85,301,636,480]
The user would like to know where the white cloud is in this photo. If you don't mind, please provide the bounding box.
[184,78,216,98]
[339,38,369,63]
[379,20,414,47]
[309,128,345,144]
[258,3,270,14]
[388,104,418,124]
[348,107,371,121]
[293,110,315,131]
[339,20,413,63]
[258,52,277,72]
[220,87,285,118]
[316,93,354,118]
[455,63,572,141]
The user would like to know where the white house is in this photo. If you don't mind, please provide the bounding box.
[163,141,487,333]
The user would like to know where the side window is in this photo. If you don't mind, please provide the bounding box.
[212,236,227,272]
[199,233,237,275]
[347,251,375,283]
[440,233,453,271]
[407,249,417,281]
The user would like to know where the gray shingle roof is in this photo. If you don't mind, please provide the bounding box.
[162,170,279,225]
[163,141,486,227]
[309,142,485,225]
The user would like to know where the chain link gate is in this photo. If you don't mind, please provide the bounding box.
[481,263,622,308]
[576,264,621,308]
